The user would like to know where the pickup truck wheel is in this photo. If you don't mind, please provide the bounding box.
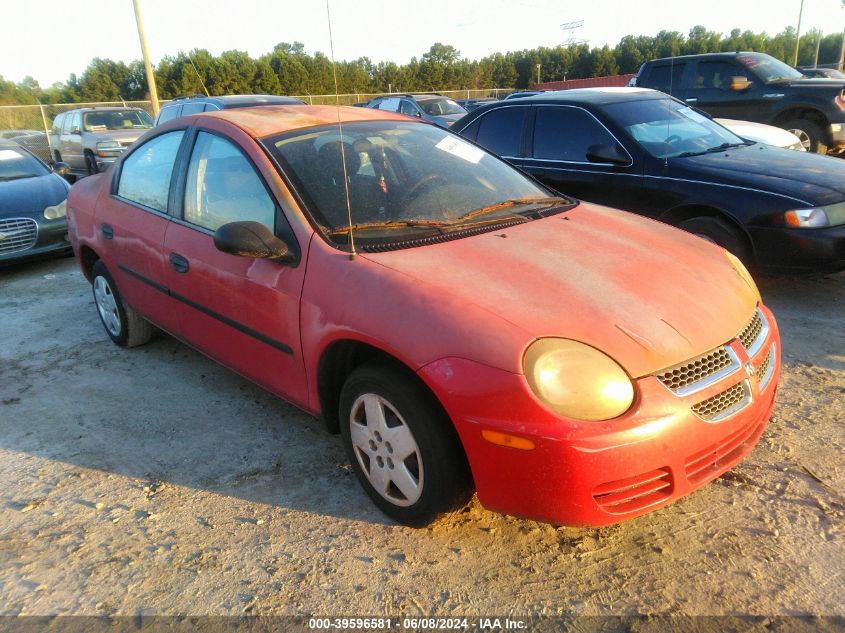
[91,261,153,348]
[679,216,752,265]
[85,152,99,176]
[339,363,472,527]
[783,118,828,154]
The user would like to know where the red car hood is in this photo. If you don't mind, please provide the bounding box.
[362,203,758,378]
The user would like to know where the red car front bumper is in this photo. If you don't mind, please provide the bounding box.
[418,306,780,527]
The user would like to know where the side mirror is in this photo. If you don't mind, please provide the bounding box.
[213,221,296,263]
[585,143,630,166]
[71,127,81,135]
[415,112,422,118]
[52,161,71,176]
[730,76,751,91]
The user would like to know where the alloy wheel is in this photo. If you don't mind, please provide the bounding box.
[93,275,121,336]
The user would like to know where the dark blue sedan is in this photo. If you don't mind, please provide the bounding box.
[452,88,845,274]
[0,143,71,265]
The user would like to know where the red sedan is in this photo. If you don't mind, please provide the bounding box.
[67,105,780,527]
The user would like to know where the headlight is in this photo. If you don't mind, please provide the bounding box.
[523,338,635,421]
[43,199,67,220]
[784,202,845,228]
[725,250,760,301]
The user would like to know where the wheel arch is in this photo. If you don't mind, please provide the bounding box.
[78,244,101,282]
[772,107,830,140]
[660,203,754,253]
[317,339,442,436]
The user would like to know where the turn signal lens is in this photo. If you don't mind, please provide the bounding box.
[481,430,535,451]
[523,338,635,421]
[784,208,829,228]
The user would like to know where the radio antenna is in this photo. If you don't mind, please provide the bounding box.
[187,54,210,97]
[326,0,357,260]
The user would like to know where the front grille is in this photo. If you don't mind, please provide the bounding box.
[738,309,768,358]
[0,217,37,255]
[757,344,776,390]
[685,419,764,485]
[691,381,751,422]
[593,467,673,515]
[657,347,736,394]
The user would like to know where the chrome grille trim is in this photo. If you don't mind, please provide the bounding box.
[691,380,753,422]
[0,217,38,255]
[739,308,769,358]
[656,345,742,397]
[758,343,776,390]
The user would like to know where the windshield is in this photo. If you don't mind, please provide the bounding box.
[83,110,153,132]
[736,53,804,83]
[0,146,49,181]
[266,121,564,247]
[419,98,467,116]
[604,98,747,159]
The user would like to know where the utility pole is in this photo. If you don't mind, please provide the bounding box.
[132,0,160,116]
[793,0,805,67]
[536,63,541,86]
[840,27,845,71]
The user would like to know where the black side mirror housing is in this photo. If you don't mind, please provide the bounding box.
[52,161,71,176]
[585,143,630,165]
[213,221,296,263]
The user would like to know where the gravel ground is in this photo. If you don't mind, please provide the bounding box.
[0,255,843,618]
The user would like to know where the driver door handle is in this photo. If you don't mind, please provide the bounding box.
[169,252,189,274]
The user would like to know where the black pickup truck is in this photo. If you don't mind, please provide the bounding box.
[634,51,845,154]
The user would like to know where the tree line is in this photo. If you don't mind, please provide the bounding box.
[1,25,843,106]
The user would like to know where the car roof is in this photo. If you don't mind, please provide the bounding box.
[166,94,304,108]
[69,106,146,113]
[647,51,763,64]
[485,87,666,106]
[198,104,411,138]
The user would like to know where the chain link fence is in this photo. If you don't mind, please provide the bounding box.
[0,90,514,163]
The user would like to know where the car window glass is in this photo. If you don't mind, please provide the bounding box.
[692,61,751,91]
[377,98,401,112]
[645,63,686,94]
[399,100,418,116]
[156,105,181,125]
[51,114,64,135]
[180,103,206,116]
[459,118,481,142]
[70,112,81,133]
[475,107,526,157]
[532,107,619,162]
[61,113,73,134]
[183,131,276,232]
[0,146,49,180]
[117,130,185,212]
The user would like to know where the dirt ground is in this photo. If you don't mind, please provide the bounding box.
[0,255,843,618]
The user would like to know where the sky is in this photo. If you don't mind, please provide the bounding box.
[1,0,843,87]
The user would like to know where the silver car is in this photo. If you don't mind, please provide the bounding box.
[50,108,153,177]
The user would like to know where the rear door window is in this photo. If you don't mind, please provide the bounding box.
[156,105,181,124]
[475,107,527,157]
[644,63,686,94]
[116,131,185,212]
[180,102,206,116]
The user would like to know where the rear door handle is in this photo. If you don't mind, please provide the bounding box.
[169,252,189,274]
[101,223,113,240]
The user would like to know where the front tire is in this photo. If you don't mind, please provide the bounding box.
[339,363,472,527]
[85,152,99,176]
[91,260,152,348]
[782,118,828,154]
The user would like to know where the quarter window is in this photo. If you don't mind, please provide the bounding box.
[475,107,527,157]
[51,113,64,135]
[156,104,181,124]
[180,102,206,116]
[532,107,619,162]
[183,132,276,232]
[117,130,185,212]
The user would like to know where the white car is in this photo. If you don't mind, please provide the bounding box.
[716,119,806,151]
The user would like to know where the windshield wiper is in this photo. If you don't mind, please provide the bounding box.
[327,219,452,236]
[678,142,750,158]
[460,196,567,220]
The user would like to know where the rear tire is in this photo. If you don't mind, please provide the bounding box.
[782,118,828,154]
[678,216,752,265]
[339,363,473,527]
[91,261,153,348]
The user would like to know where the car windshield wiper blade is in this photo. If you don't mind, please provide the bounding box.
[327,219,452,235]
[460,196,567,220]
[678,142,749,158]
